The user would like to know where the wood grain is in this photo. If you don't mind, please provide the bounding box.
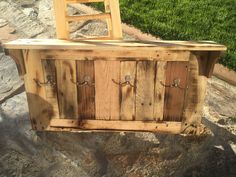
[77,60,95,120]
[154,61,167,121]
[135,61,155,121]
[50,119,182,134]
[120,61,136,120]
[22,50,55,130]
[41,59,60,118]
[163,62,189,122]
[56,60,78,119]
[95,60,120,120]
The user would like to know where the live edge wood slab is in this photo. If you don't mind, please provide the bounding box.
[3,39,227,135]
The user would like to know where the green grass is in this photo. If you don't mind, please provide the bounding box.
[93,0,236,71]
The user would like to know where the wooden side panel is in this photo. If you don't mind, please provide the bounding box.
[163,62,189,122]
[7,49,26,77]
[135,61,155,121]
[23,50,54,130]
[182,52,209,124]
[120,61,136,120]
[41,60,59,118]
[95,60,120,120]
[154,61,167,121]
[77,60,95,120]
[56,60,78,119]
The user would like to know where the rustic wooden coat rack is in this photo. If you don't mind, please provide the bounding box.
[3,1,227,135]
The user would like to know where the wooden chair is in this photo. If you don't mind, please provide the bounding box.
[53,0,123,40]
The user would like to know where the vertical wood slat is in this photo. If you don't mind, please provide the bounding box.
[108,0,123,39]
[23,50,54,130]
[41,60,60,118]
[77,60,95,120]
[56,60,78,119]
[120,61,136,120]
[135,61,155,121]
[53,0,68,39]
[95,60,120,120]
[163,62,189,122]
[154,61,167,121]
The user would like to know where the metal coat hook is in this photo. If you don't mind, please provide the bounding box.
[34,75,56,87]
[160,78,185,89]
[71,76,95,87]
[112,75,135,88]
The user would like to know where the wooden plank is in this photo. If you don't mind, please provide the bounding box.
[50,119,182,134]
[95,60,120,120]
[22,50,54,130]
[104,0,113,37]
[120,61,136,120]
[56,60,78,119]
[40,50,190,62]
[66,0,104,3]
[163,62,189,122]
[108,0,123,39]
[53,0,68,39]
[135,61,155,121]
[4,39,227,51]
[77,60,95,120]
[154,61,167,121]
[41,60,60,118]
[66,13,111,21]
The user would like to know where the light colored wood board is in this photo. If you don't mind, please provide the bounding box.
[77,60,95,120]
[4,39,227,51]
[56,60,78,119]
[154,61,167,121]
[40,50,190,61]
[41,60,60,118]
[7,49,26,77]
[22,50,55,130]
[120,61,136,120]
[135,61,155,121]
[95,60,120,120]
[50,119,182,134]
[104,0,112,37]
[66,13,111,21]
[182,52,209,124]
[163,62,189,122]
[66,0,104,3]
[108,0,123,39]
[53,0,68,39]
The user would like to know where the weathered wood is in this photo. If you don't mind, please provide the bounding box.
[40,50,191,61]
[182,52,209,124]
[154,61,167,121]
[22,50,54,130]
[95,60,120,120]
[4,39,227,51]
[77,60,95,120]
[120,61,136,120]
[136,61,155,121]
[50,119,182,134]
[56,60,78,119]
[163,62,189,122]
[41,59,60,118]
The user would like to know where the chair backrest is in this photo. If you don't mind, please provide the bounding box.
[53,0,123,40]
